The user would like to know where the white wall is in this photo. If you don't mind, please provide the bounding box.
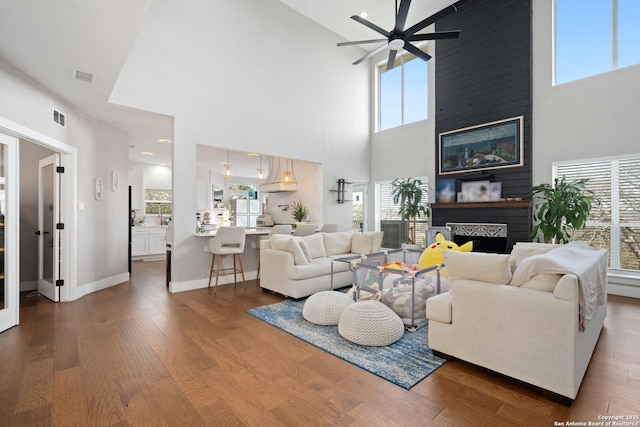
[109,0,370,289]
[0,57,130,298]
[532,1,640,185]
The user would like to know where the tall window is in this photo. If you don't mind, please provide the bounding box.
[555,0,640,85]
[375,178,429,248]
[378,50,428,131]
[555,155,640,272]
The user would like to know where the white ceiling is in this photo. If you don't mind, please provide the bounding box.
[0,0,456,173]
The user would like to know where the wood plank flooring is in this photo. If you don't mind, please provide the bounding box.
[1,260,639,426]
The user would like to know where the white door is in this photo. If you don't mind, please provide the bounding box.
[0,132,19,333]
[37,154,60,302]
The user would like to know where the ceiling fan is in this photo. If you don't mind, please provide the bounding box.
[337,0,460,70]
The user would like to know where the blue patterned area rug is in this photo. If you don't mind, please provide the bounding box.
[247,298,446,390]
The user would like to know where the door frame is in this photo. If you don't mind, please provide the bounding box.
[0,116,77,303]
[0,131,19,331]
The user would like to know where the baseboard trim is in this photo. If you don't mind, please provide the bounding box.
[608,283,640,299]
[74,273,130,300]
[169,272,257,293]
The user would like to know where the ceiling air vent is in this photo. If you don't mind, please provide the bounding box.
[52,108,66,128]
[73,69,95,83]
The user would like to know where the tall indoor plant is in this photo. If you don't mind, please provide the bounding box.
[391,177,430,245]
[530,176,594,244]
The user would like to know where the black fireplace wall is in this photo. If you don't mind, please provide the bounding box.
[432,0,533,251]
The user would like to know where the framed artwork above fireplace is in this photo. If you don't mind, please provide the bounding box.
[439,116,524,176]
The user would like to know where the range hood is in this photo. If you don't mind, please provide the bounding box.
[260,157,297,193]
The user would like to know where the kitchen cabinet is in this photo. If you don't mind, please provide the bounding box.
[231,199,261,227]
[131,226,166,256]
[131,228,148,256]
[148,227,166,254]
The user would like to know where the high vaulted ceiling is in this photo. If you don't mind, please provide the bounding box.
[0,0,456,170]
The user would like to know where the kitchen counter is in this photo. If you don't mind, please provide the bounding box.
[194,227,273,237]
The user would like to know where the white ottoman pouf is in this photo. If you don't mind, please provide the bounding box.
[338,301,405,346]
[303,291,354,325]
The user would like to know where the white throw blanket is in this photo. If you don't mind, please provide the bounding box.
[511,242,607,332]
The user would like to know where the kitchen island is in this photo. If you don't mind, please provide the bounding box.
[176,227,276,291]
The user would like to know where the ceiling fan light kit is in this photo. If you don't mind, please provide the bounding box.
[338,0,460,70]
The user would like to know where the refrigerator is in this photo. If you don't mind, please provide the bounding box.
[231,199,261,227]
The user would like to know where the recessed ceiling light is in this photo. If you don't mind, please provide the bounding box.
[157,139,172,144]
[141,151,154,155]
[359,11,368,18]
[247,153,259,157]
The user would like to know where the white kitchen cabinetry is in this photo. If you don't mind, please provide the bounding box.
[231,199,261,227]
[132,228,148,256]
[131,226,166,256]
[148,227,166,254]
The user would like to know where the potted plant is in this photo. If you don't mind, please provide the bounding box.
[290,200,309,223]
[530,176,595,244]
[391,177,430,245]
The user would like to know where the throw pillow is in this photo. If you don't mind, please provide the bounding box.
[323,231,353,256]
[519,273,562,292]
[269,235,309,265]
[369,231,384,253]
[351,233,373,254]
[299,233,327,259]
[298,240,313,263]
[511,242,559,265]
[443,250,512,285]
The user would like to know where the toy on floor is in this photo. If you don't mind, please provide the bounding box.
[417,233,473,293]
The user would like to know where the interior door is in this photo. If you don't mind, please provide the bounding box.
[37,154,60,302]
[0,132,19,333]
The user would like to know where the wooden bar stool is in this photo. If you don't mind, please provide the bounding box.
[207,226,246,294]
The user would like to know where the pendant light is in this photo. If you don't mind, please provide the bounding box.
[256,155,265,184]
[224,150,233,181]
[282,158,296,185]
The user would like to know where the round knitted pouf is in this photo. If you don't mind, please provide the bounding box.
[303,291,354,326]
[338,301,405,346]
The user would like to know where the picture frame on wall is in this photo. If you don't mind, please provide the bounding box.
[439,116,524,175]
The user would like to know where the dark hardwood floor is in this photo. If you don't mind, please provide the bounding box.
[1,260,639,426]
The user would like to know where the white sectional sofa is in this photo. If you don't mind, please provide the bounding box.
[426,242,608,400]
[259,230,383,299]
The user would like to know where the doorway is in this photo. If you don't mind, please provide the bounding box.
[0,118,77,333]
[352,184,367,231]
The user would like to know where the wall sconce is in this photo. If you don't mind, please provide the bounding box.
[224,150,233,181]
[95,177,103,200]
[111,171,119,192]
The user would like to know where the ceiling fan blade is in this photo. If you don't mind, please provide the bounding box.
[403,43,432,62]
[404,5,458,36]
[394,0,412,33]
[407,30,461,41]
[386,49,398,71]
[351,15,390,37]
[353,43,388,65]
[337,39,387,47]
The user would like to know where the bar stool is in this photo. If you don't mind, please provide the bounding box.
[293,223,316,236]
[207,226,246,294]
[257,224,292,279]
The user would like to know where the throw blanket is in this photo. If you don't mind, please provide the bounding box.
[511,242,607,332]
